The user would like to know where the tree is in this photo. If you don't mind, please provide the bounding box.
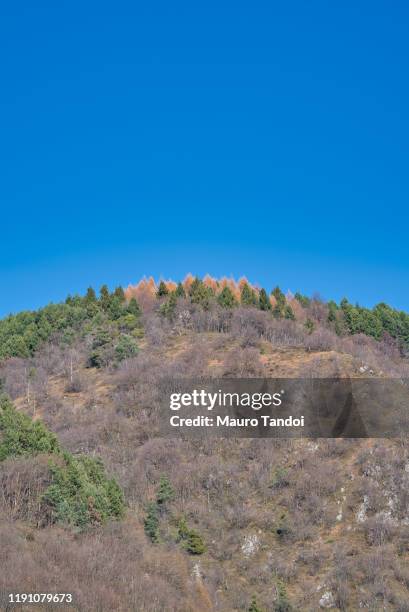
[156,281,169,298]
[217,286,237,309]
[144,502,159,543]
[177,517,206,554]
[241,283,257,306]
[248,596,263,612]
[272,286,287,319]
[284,304,295,320]
[3,335,30,358]
[184,529,206,554]
[258,289,271,311]
[115,335,138,361]
[175,282,186,298]
[84,287,99,316]
[189,277,213,309]
[327,300,338,323]
[44,454,125,528]
[84,287,97,304]
[113,286,125,302]
[305,318,314,334]
[0,394,59,461]
[99,285,111,311]
[272,286,285,304]
[294,292,310,307]
[159,292,177,320]
[127,297,141,317]
[156,475,174,506]
[275,580,291,612]
[108,296,123,320]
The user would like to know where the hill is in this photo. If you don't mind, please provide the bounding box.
[0,277,408,611]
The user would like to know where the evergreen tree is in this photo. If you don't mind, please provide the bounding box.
[258,288,271,311]
[271,286,292,319]
[156,281,169,298]
[175,282,186,298]
[156,475,174,506]
[305,318,314,334]
[189,277,213,309]
[113,286,125,302]
[127,297,141,317]
[241,283,257,306]
[327,300,338,323]
[115,335,138,361]
[84,287,98,316]
[99,285,111,311]
[108,296,123,320]
[159,292,177,320]
[272,286,285,305]
[248,596,263,612]
[84,287,97,304]
[144,502,159,543]
[217,286,237,309]
[294,292,310,307]
[284,304,295,320]
[177,517,206,554]
[184,529,206,554]
[275,579,291,612]
[0,394,60,460]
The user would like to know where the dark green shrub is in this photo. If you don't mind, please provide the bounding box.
[275,579,292,611]
[144,502,159,543]
[159,293,177,320]
[43,453,125,528]
[270,467,289,489]
[258,289,271,311]
[305,318,315,334]
[115,334,138,361]
[248,595,263,612]
[175,282,186,298]
[156,281,169,297]
[241,283,258,306]
[177,517,206,554]
[217,286,237,309]
[294,292,310,307]
[156,475,174,506]
[189,277,213,309]
[0,395,59,461]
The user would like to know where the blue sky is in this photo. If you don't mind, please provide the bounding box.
[0,1,408,316]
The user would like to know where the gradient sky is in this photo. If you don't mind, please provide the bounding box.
[1,1,408,316]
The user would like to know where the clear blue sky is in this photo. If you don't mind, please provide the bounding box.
[1,1,408,316]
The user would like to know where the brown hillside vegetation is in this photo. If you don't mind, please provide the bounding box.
[0,288,408,611]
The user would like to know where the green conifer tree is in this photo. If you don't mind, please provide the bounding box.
[248,596,263,612]
[156,281,169,297]
[241,283,257,306]
[259,288,271,311]
[284,304,295,320]
[304,318,314,334]
[159,292,177,320]
[144,502,159,543]
[177,516,206,554]
[99,285,111,311]
[156,475,174,506]
[127,297,141,317]
[327,300,338,323]
[217,286,237,309]
[175,282,186,298]
[294,292,310,307]
[113,286,125,302]
[84,287,97,304]
[189,277,213,309]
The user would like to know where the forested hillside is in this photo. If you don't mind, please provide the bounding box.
[0,276,408,611]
